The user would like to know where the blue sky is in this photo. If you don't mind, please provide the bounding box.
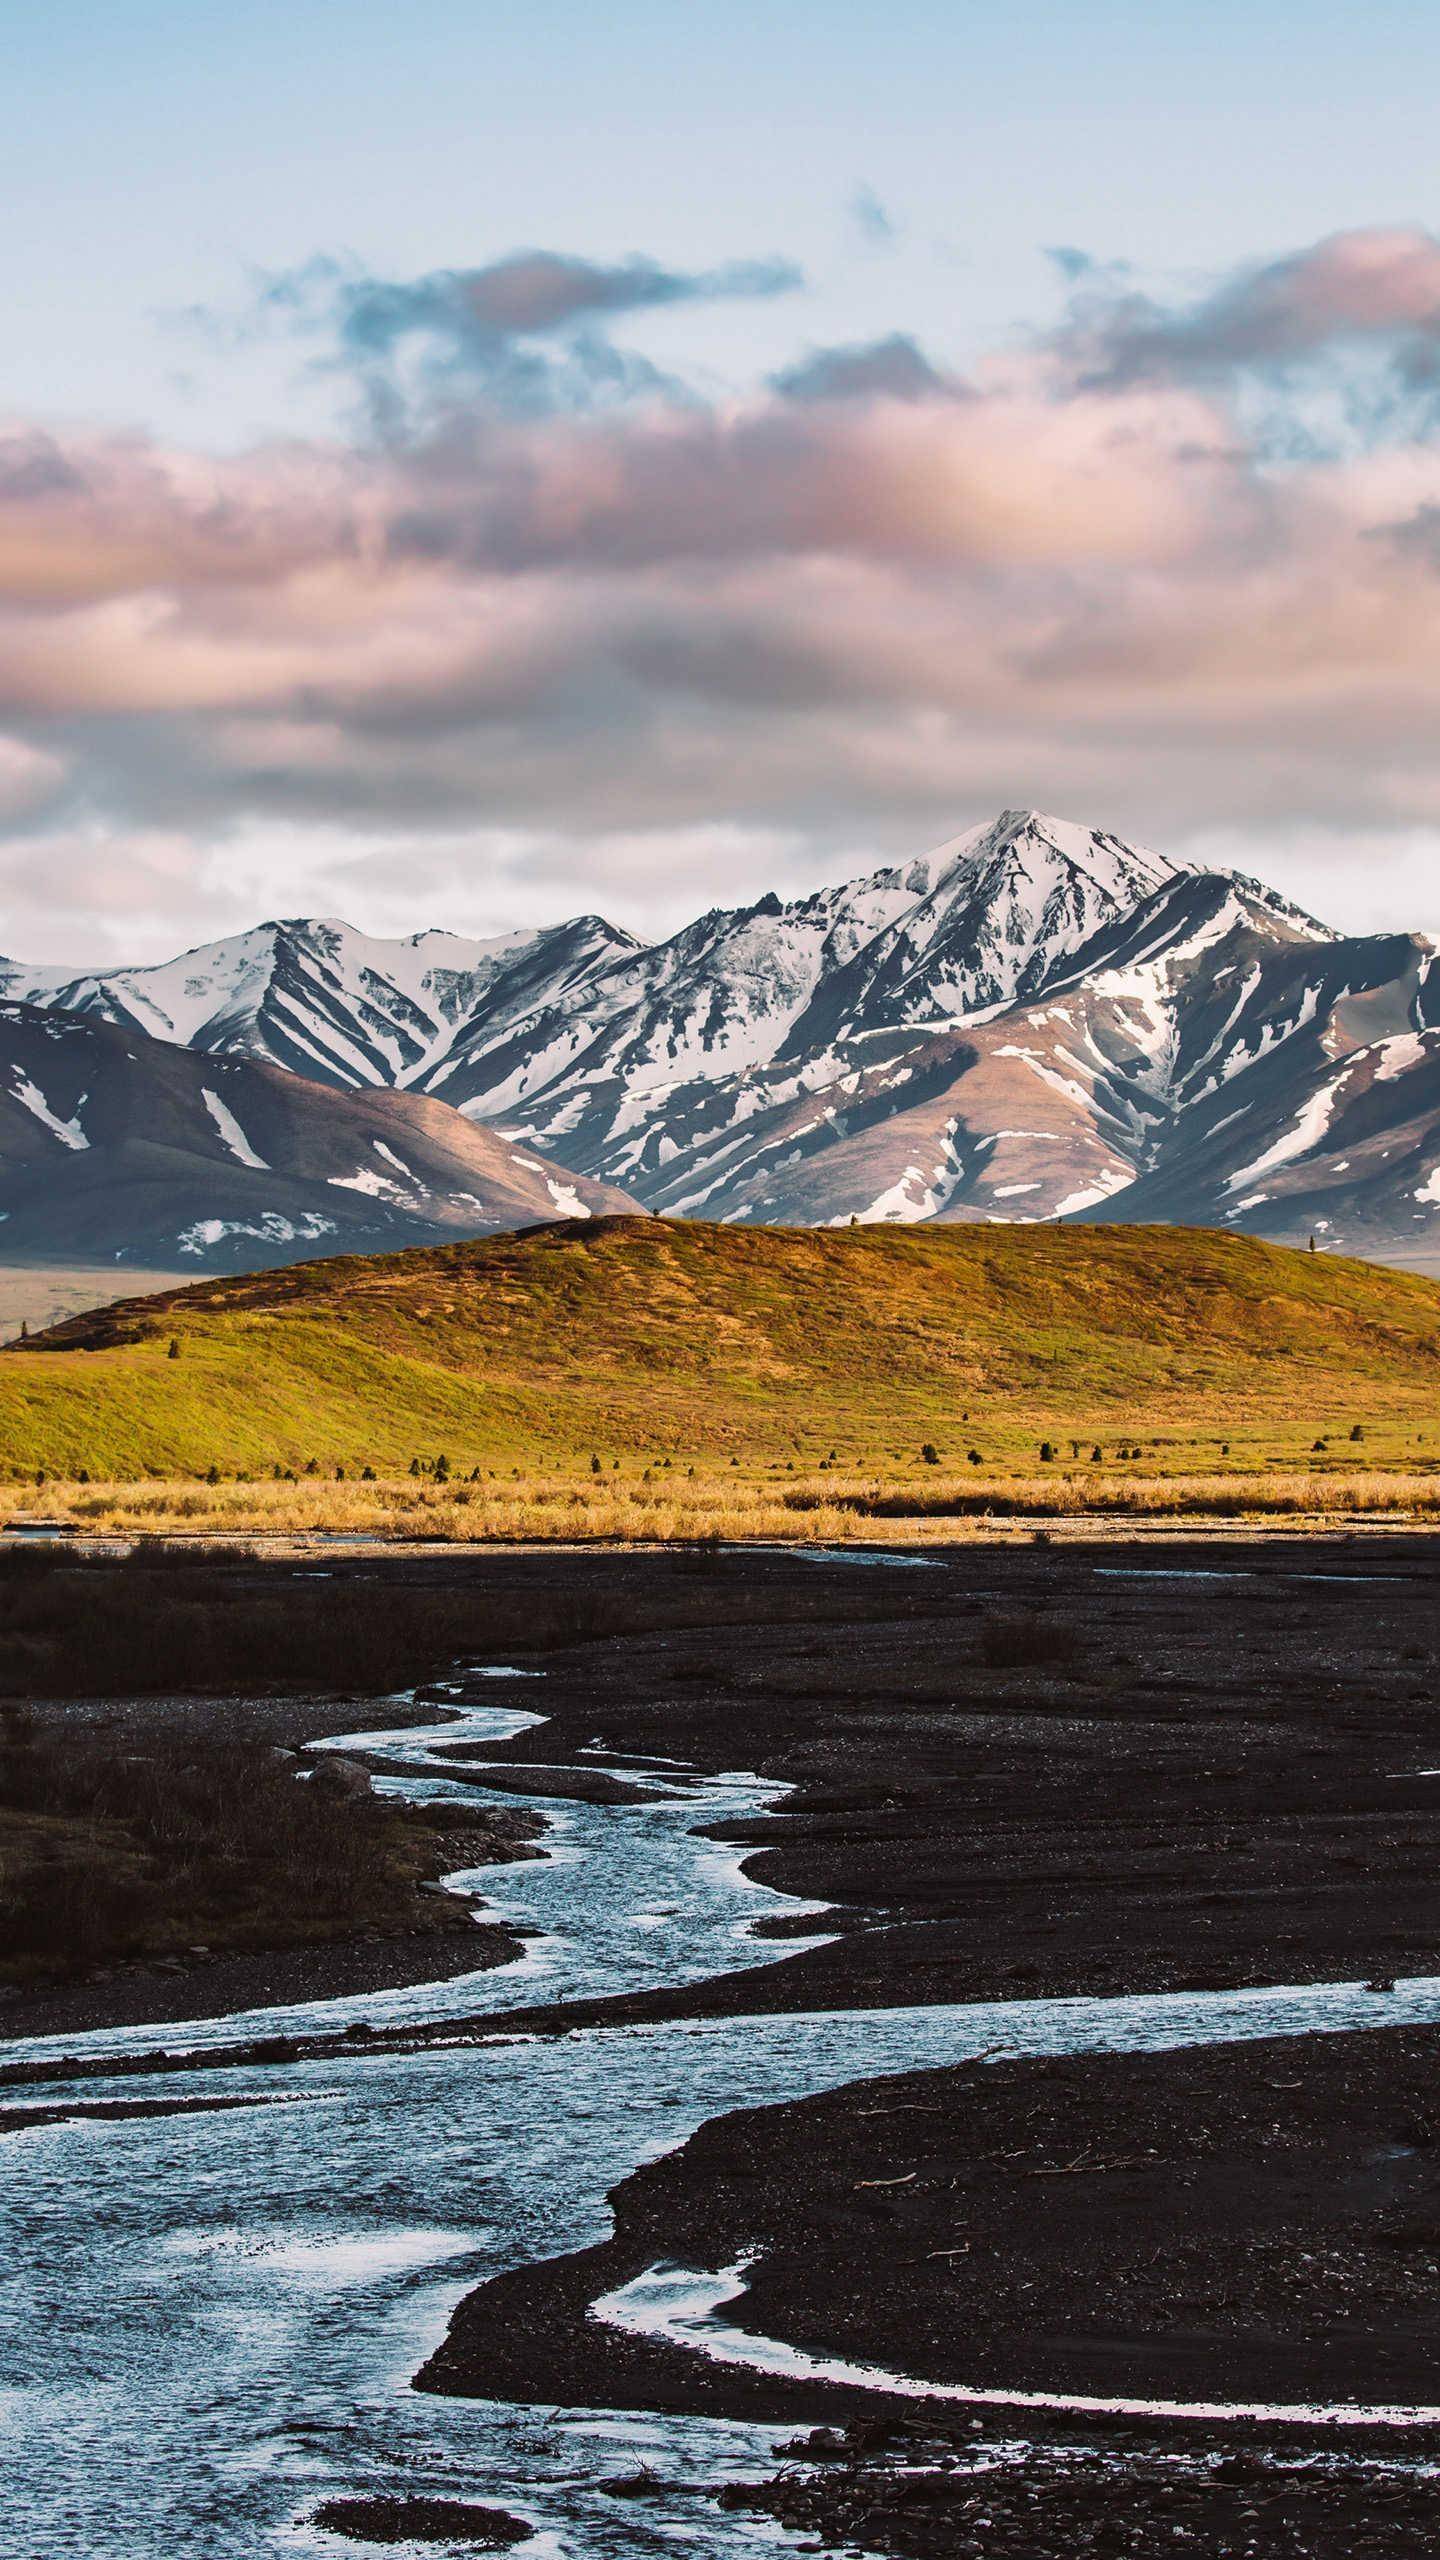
[10,0,1440,442]
[3,0,1440,956]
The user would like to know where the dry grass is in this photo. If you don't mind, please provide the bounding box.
[8,1460,1440,1545]
[0,1705,480,1981]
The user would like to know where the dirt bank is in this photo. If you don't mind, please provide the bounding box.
[8,1533,1440,2042]
[425,2024,1440,2555]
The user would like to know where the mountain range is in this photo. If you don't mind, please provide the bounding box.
[0,1001,630,1271]
[2,806,1438,1272]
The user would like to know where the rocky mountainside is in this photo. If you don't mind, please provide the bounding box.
[0,1003,633,1272]
[1,912,640,1094]
[5,808,1439,1262]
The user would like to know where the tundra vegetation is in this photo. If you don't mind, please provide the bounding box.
[0,1218,1436,1537]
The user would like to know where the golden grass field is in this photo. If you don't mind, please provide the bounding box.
[12,1460,1440,1546]
[3,1218,1439,1538]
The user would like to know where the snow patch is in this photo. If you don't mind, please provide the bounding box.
[1372,1033,1426,1083]
[328,1166,409,1201]
[178,1212,336,1255]
[10,1074,88,1149]
[1224,1068,1350,1194]
[546,1179,592,1218]
[1052,1168,1135,1217]
[201,1087,267,1169]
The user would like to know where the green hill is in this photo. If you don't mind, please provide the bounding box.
[4,1216,1439,1482]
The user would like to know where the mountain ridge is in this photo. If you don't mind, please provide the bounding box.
[0,1000,635,1273]
[3,808,1438,1264]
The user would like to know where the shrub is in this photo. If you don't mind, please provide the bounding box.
[0,1714,453,1977]
[920,1443,940,1466]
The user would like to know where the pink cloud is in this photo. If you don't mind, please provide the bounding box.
[0,240,1438,902]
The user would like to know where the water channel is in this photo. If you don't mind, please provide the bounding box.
[5,1663,1438,2559]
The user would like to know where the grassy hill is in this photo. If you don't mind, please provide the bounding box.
[4,1220,1440,1526]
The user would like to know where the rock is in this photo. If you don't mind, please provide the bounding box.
[310,2495,531,2546]
[310,1755,373,1799]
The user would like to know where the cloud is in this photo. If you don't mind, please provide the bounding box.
[0,734,66,824]
[1373,501,1440,570]
[0,434,88,502]
[1055,226,1440,423]
[770,334,953,403]
[4,225,1440,955]
[238,246,804,423]
[849,186,899,250]
[331,248,804,352]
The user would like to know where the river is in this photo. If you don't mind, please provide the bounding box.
[5,1664,1440,2559]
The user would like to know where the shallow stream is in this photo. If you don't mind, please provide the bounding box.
[5,1666,1439,2559]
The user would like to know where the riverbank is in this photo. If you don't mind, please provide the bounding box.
[723,2431,1440,2557]
[429,2022,1440,2421]
[6,1533,1439,2038]
[0,1683,542,2035]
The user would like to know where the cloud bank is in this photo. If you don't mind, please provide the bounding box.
[4,224,1440,955]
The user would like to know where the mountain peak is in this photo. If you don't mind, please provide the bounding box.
[941,806,1180,896]
[5,809,1440,1266]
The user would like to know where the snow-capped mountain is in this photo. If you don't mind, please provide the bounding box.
[4,807,1440,1265]
[1,913,639,1095]
[0,1003,635,1272]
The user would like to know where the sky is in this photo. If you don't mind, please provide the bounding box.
[4,0,1440,960]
